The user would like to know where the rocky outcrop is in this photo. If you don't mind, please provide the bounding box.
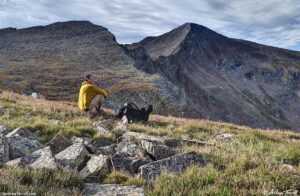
[83,183,144,196]
[139,152,205,180]
[55,142,91,172]
[79,154,110,180]
[5,146,58,169]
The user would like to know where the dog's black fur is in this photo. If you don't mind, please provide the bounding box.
[116,102,153,123]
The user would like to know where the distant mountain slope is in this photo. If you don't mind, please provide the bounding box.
[1,21,300,130]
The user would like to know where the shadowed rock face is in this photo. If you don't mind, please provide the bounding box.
[1,21,300,130]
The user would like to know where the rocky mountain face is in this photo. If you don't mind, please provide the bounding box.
[1,21,300,130]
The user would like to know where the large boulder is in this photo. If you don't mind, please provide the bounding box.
[0,125,12,135]
[116,141,139,157]
[5,146,58,169]
[0,133,9,166]
[141,140,177,160]
[139,151,205,180]
[88,138,113,153]
[55,142,91,172]
[6,127,37,140]
[83,183,144,196]
[110,153,132,174]
[79,154,110,180]
[6,134,42,159]
[47,133,72,154]
[92,144,117,156]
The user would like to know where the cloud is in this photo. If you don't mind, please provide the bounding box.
[0,0,299,50]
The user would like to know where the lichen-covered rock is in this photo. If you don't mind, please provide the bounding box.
[139,151,205,180]
[5,146,57,169]
[0,133,9,166]
[6,135,42,159]
[71,136,92,146]
[89,138,113,151]
[83,183,144,196]
[6,127,37,140]
[141,140,177,160]
[111,153,132,173]
[92,120,113,135]
[123,132,165,145]
[130,156,153,174]
[47,133,72,154]
[165,138,213,148]
[79,154,110,180]
[116,141,139,157]
[55,142,91,172]
[0,125,12,135]
[93,144,117,155]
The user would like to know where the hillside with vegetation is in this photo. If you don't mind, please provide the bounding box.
[0,91,299,195]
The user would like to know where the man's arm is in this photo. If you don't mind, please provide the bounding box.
[91,86,108,97]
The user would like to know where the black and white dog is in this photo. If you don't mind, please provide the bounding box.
[116,102,153,123]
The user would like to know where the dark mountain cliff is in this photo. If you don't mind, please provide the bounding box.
[1,21,300,131]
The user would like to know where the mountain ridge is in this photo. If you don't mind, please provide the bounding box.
[0,20,300,131]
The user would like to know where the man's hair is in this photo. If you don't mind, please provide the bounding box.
[84,74,92,80]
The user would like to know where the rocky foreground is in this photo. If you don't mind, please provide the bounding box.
[0,117,219,195]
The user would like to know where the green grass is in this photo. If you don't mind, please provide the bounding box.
[0,91,300,195]
[0,167,83,196]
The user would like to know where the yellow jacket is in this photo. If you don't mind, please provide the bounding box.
[78,81,108,110]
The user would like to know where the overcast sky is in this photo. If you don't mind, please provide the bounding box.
[1,0,300,51]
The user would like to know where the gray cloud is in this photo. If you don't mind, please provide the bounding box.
[0,0,299,50]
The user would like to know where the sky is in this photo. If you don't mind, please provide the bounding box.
[0,0,300,51]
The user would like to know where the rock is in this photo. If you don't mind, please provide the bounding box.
[93,119,114,130]
[165,138,214,148]
[139,152,205,180]
[6,127,37,140]
[83,183,144,196]
[279,164,297,173]
[31,92,45,99]
[111,153,132,173]
[49,119,62,125]
[215,133,236,140]
[116,141,139,157]
[130,156,153,174]
[0,133,9,166]
[123,132,165,145]
[46,133,72,154]
[55,142,91,172]
[0,125,12,136]
[93,144,117,155]
[5,146,57,169]
[90,138,113,149]
[79,154,110,180]
[71,136,92,146]
[115,116,129,133]
[141,140,177,160]
[94,126,112,135]
[6,135,42,159]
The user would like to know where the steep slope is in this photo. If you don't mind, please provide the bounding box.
[0,21,185,115]
[128,23,300,130]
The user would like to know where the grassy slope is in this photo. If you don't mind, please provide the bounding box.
[0,91,299,195]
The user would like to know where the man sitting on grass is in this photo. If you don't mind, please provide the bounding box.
[78,74,108,118]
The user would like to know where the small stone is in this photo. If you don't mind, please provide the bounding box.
[55,142,91,172]
[215,133,236,140]
[31,92,45,99]
[83,183,144,196]
[79,154,110,180]
[71,136,92,146]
